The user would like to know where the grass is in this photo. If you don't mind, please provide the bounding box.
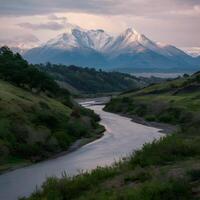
[130,134,200,167]
[0,79,103,173]
[104,74,200,134]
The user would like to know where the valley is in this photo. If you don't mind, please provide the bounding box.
[37,64,165,96]
[23,71,200,200]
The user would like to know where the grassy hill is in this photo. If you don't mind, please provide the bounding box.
[105,72,200,134]
[0,47,104,172]
[37,64,164,96]
[24,72,200,200]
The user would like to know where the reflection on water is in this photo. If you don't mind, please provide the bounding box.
[0,101,164,200]
[132,72,184,78]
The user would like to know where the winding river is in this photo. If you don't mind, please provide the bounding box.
[0,100,164,200]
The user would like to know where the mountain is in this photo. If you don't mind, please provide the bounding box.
[181,47,200,57]
[23,27,200,72]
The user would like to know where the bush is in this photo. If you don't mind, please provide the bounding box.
[34,112,59,130]
[145,115,157,122]
[54,131,72,149]
[24,166,118,200]
[124,168,152,183]
[130,135,200,167]
[123,179,192,200]
[135,104,147,116]
[187,169,200,181]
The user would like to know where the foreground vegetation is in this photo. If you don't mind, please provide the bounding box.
[23,72,200,199]
[0,47,104,172]
[22,135,200,200]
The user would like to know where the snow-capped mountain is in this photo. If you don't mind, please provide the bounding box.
[181,47,200,57]
[23,27,200,72]
[42,27,113,52]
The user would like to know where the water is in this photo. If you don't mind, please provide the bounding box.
[0,101,164,200]
[132,72,184,78]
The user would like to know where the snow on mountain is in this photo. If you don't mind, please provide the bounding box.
[104,28,188,58]
[104,28,146,55]
[43,27,113,52]
[181,47,200,57]
[23,26,200,72]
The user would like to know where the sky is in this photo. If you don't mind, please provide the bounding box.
[0,0,200,48]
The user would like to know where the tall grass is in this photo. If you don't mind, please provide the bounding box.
[130,135,200,167]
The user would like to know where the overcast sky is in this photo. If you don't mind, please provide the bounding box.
[0,0,200,48]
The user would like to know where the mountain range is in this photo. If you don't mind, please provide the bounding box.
[23,27,200,73]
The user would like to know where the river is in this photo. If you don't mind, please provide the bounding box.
[0,100,164,200]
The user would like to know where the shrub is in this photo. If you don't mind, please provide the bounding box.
[123,179,192,200]
[130,135,200,167]
[24,166,118,200]
[145,115,157,122]
[124,169,152,183]
[39,101,49,110]
[54,131,72,149]
[135,104,147,116]
[187,169,200,181]
[35,112,59,130]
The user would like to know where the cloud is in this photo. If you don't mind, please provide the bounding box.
[0,34,40,47]
[0,0,199,18]
[14,34,40,43]
[0,0,199,47]
[48,14,67,21]
[17,15,77,31]
[18,21,65,30]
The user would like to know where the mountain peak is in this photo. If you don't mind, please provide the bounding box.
[125,28,140,36]
[119,27,143,45]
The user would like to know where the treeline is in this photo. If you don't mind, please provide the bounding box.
[0,47,69,98]
[36,63,144,94]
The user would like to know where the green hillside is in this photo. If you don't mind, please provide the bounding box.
[37,64,164,95]
[105,72,200,134]
[0,47,104,172]
[24,72,200,200]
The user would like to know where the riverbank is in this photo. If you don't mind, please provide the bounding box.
[130,115,177,134]
[0,125,105,175]
[0,98,108,175]
[105,111,177,134]
[80,97,177,134]
[0,101,164,200]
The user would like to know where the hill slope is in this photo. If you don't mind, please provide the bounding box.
[105,72,200,133]
[0,47,103,172]
[36,64,164,95]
